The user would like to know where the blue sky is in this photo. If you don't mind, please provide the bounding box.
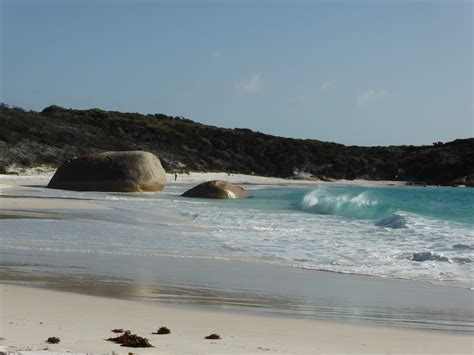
[1,0,472,146]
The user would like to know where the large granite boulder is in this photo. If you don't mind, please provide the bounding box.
[182,180,247,199]
[48,151,166,192]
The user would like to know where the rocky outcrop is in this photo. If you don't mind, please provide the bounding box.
[464,174,474,187]
[182,180,247,199]
[48,151,166,192]
[317,175,337,182]
[449,176,467,186]
[445,174,474,187]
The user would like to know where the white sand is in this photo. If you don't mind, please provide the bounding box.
[167,172,315,185]
[0,166,56,187]
[0,165,405,189]
[1,170,313,188]
[1,284,471,355]
[166,172,405,186]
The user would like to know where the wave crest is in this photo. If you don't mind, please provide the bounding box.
[300,187,387,219]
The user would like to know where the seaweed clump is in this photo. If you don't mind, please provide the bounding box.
[205,333,221,340]
[46,337,60,344]
[153,327,171,335]
[107,330,153,348]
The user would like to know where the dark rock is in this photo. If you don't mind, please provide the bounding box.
[317,175,336,182]
[205,333,221,340]
[46,337,60,344]
[48,151,166,192]
[449,176,467,186]
[182,180,247,199]
[465,174,474,187]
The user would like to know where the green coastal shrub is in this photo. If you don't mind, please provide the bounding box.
[0,104,472,184]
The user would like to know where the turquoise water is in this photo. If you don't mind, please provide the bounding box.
[1,183,473,288]
[223,184,473,224]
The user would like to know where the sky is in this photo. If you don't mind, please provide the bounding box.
[1,0,472,146]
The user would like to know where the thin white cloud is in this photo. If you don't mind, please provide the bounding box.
[356,89,389,107]
[320,81,336,92]
[235,73,262,95]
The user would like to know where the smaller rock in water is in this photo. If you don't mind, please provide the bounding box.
[452,244,473,250]
[411,251,451,263]
[182,180,247,199]
[374,214,407,229]
[111,328,124,333]
[452,257,472,264]
[46,337,60,344]
[205,333,221,340]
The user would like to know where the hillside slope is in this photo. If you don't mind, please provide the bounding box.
[0,104,473,185]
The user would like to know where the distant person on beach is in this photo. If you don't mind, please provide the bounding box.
[174,173,177,181]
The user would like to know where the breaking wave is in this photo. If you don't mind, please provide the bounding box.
[300,187,391,219]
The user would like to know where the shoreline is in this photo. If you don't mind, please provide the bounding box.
[1,283,472,354]
[0,167,408,188]
[3,163,470,188]
[1,250,472,333]
[1,171,473,353]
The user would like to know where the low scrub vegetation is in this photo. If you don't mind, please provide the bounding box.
[0,103,472,184]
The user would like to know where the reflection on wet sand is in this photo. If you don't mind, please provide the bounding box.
[1,259,473,333]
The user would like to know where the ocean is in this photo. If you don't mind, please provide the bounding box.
[2,183,472,287]
[1,182,473,330]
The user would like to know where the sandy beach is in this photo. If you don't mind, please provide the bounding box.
[1,170,472,354]
[0,166,407,188]
[1,283,472,354]
[3,0,473,352]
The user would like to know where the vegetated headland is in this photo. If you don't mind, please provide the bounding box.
[0,103,472,186]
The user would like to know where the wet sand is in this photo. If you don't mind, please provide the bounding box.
[1,252,473,333]
[0,196,110,211]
